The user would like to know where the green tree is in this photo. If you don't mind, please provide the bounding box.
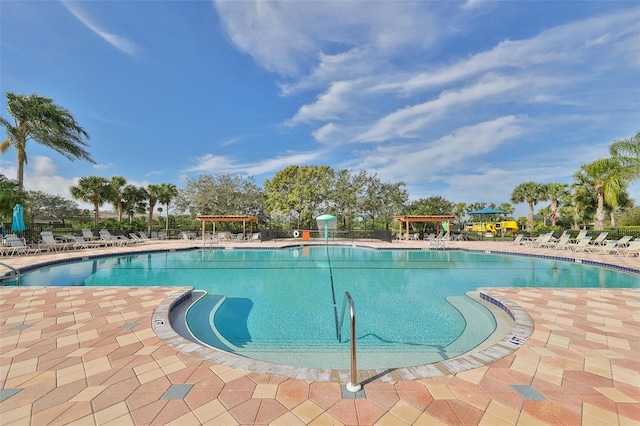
[510,181,543,230]
[146,184,162,234]
[158,183,179,233]
[121,185,148,230]
[108,176,127,222]
[26,190,80,225]
[0,174,26,223]
[575,159,622,231]
[70,176,111,229]
[0,93,93,189]
[540,183,568,227]
[263,165,334,229]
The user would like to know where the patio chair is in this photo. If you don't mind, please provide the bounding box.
[512,234,525,245]
[138,232,153,242]
[5,235,41,255]
[99,229,129,246]
[569,230,588,244]
[39,231,73,252]
[129,233,147,244]
[568,236,592,251]
[598,236,633,255]
[590,232,609,246]
[618,239,640,257]
[548,235,570,250]
[72,236,106,250]
[82,228,98,241]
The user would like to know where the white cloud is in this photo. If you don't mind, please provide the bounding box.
[184,151,324,177]
[61,1,138,55]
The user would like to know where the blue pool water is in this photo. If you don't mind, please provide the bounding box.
[14,246,639,369]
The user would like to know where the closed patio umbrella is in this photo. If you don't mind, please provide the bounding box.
[11,204,25,233]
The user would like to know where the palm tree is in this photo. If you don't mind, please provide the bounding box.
[574,158,621,231]
[540,183,568,227]
[146,184,162,234]
[121,185,148,230]
[109,176,127,222]
[603,131,640,212]
[510,181,543,230]
[158,183,179,233]
[70,176,111,229]
[0,93,93,189]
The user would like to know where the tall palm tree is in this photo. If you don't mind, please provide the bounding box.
[146,184,162,234]
[510,181,543,230]
[604,131,640,210]
[70,176,111,229]
[0,93,93,189]
[540,183,568,227]
[158,183,179,233]
[574,158,621,231]
[109,176,127,222]
[121,185,148,229]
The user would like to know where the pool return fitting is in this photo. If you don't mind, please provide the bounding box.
[339,291,361,392]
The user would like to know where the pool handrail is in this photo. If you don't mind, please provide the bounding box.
[339,291,361,392]
[0,260,20,286]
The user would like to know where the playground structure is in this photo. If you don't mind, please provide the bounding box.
[466,220,519,237]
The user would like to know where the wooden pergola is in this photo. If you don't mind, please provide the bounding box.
[394,215,457,240]
[196,215,258,242]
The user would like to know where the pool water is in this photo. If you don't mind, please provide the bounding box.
[15,246,639,369]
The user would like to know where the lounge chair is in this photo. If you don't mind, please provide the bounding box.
[39,231,73,252]
[72,236,106,250]
[129,233,147,244]
[157,231,168,239]
[248,232,261,241]
[590,232,609,246]
[530,232,553,248]
[598,236,634,255]
[512,234,525,245]
[618,240,640,257]
[570,230,588,244]
[138,232,153,242]
[5,235,41,255]
[568,236,592,251]
[548,235,570,250]
[99,229,130,246]
[82,228,98,241]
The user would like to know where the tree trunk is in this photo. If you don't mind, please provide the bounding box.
[594,191,605,231]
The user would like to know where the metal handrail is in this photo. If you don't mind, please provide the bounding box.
[0,260,20,286]
[339,291,361,392]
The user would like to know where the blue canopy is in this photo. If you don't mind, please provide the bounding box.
[11,204,25,233]
[468,208,505,215]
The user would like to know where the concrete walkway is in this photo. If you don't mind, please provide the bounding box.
[0,239,638,425]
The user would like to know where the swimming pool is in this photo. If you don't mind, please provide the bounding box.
[13,246,639,370]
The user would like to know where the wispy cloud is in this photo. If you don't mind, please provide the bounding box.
[61,1,138,55]
[184,151,324,177]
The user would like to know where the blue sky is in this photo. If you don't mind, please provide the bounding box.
[1,0,639,218]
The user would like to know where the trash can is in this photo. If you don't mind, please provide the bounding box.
[302,230,310,241]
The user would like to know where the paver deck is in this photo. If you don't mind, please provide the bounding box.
[0,238,638,425]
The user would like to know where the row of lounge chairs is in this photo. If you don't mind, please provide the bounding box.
[514,232,640,257]
[0,230,161,256]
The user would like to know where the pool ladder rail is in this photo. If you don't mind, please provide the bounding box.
[339,291,361,393]
[0,261,20,286]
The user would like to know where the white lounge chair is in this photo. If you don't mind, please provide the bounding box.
[618,240,640,257]
[598,236,633,255]
[570,230,588,244]
[39,231,73,252]
[72,236,106,250]
[5,235,41,255]
[512,234,525,245]
[568,236,592,251]
[82,228,98,241]
[590,232,609,246]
